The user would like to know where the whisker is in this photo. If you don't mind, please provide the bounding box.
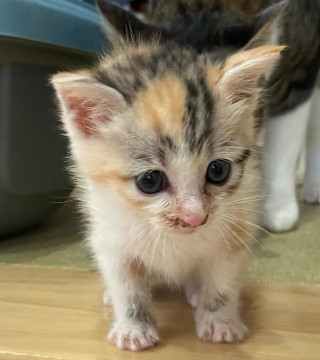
[220,221,250,253]
[221,221,253,254]
[220,215,263,247]
[229,207,266,216]
[227,195,270,205]
[213,220,233,251]
[223,213,272,236]
[149,231,162,274]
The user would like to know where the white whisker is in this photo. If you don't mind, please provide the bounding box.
[220,221,253,254]
[220,215,263,247]
[223,213,272,236]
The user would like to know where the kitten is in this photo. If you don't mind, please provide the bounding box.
[99,0,320,233]
[51,37,282,349]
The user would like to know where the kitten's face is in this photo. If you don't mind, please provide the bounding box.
[52,44,282,233]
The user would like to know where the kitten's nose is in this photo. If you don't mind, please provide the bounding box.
[179,213,208,228]
[178,196,207,228]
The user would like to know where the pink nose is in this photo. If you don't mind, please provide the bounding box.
[179,214,208,228]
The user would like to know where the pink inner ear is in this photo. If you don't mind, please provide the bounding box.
[68,96,98,136]
[57,82,120,137]
[229,88,253,104]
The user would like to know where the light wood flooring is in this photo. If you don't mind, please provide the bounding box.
[0,265,319,360]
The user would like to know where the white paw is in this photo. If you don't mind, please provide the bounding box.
[263,198,299,232]
[108,321,160,351]
[302,182,320,204]
[196,314,248,343]
[103,290,112,306]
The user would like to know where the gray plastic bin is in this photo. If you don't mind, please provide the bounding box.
[0,0,108,237]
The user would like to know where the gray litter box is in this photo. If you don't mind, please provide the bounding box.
[0,0,109,237]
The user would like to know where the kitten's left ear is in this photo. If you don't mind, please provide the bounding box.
[211,45,284,139]
[97,0,161,44]
[216,45,285,105]
[51,71,126,139]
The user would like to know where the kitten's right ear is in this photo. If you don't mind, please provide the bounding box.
[97,0,161,44]
[51,72,126,139]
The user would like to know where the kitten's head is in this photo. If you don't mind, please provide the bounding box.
[51,43,282,233]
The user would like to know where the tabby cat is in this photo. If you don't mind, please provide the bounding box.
[98,0,320,232]
[51,12,282,351]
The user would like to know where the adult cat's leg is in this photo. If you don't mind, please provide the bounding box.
[302,88,320,203]
[296,145,306,186]
[262,99,311,232]
[195,251,248,343]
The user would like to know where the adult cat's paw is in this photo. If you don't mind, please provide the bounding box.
[263,198,299,232]
[302,182,320,204]
[196,313,248,343]
[108,321,160,351]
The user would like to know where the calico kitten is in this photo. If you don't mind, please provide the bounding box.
[51,37,282,350]
[99,0,320,232]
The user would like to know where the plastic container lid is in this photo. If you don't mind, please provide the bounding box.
[0,0,107,53]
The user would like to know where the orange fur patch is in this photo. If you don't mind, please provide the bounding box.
[90,169,130,184]
[134,73,186,137]
[205,64,221,90]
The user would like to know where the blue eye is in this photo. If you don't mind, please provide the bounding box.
[206,160,231,185]
[136,170,168,194]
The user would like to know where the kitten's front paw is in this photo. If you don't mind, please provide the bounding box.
[196,313,248,343]
[108,322,160,351]
[263,198,299,232]
[302,182,320,204]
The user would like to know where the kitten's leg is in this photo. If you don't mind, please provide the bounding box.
[302,88,320,203]
[184,272,200,308]
[100,258,159,351]
[262,100,311,232]
[102,289,112,306]
[195,251,248,343]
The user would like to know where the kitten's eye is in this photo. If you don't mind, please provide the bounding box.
[206,160,231,186]
[136,170,168,194]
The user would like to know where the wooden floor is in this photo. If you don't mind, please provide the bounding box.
[0,266,319,360]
